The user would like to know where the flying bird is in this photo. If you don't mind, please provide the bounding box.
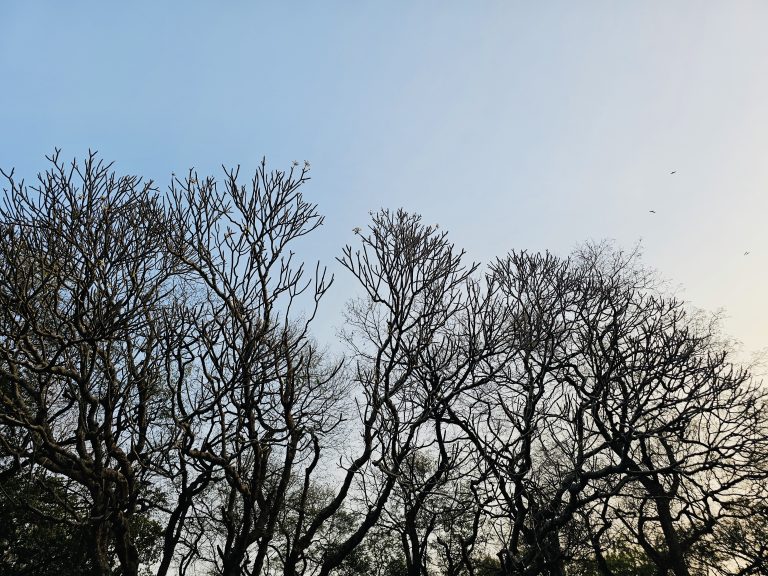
[744,251,750,256]
[670,171,676,174]
[649,210,656,214]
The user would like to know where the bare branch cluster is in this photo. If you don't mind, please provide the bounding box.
[1,153,766,576]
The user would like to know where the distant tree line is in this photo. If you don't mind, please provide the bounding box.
[0,152,766,576]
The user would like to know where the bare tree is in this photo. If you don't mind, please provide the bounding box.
[2,153,766,576]
[159,161,345,576]
[330,210,523,576]
[703,492,768,576]
[294,209,479,576]
[566,244,768,576]
[439,250,615,576]
[0,151,177,575]
[443,244,768,576]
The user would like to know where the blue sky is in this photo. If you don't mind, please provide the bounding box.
[2,1,767,356]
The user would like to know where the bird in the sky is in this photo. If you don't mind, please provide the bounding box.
[649,210,656,214]
[744,251,750,256]
[353,227,361,234]
[670,171,676,174]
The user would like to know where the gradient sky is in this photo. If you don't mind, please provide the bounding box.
[2,1,767,357]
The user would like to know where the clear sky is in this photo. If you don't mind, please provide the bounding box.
[2,1,767,357]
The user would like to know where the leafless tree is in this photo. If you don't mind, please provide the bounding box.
[295,209,480,576]
[444,244,768,576]
[3,153,766,576]
[702,491,768,575]
[433,252,577,574]
[159,162,345,576]
[567,244,768,576]
[0,151,178,575]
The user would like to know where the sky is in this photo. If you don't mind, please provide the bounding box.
[1,1,767,357]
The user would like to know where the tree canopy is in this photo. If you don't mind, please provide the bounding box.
[1,152,766,576]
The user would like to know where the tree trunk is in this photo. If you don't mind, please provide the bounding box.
[654,495,690,576]
[113,512,140,576]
